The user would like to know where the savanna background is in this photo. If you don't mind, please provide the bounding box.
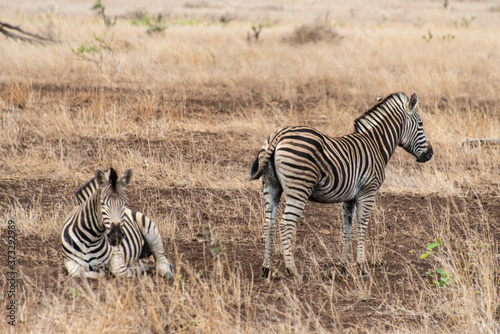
[0,0,499,332]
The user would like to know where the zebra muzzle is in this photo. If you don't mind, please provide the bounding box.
[417,143,433,163]
[107,222,125,246]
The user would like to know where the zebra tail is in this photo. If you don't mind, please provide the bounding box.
[249,154,264,180]
[249,133,281,180]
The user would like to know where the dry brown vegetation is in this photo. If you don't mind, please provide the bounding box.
[0,0,499,332]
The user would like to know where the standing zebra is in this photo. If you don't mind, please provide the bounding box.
[61,168,174,278]
[250,92,433,278]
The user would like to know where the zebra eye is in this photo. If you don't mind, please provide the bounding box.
[418,120,423,127]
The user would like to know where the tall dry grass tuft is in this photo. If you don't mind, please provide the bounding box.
[1,6,499,104]
[0,82,35,110]
[9,255,333,333]
[385,198,500,333]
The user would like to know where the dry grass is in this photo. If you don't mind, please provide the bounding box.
[0,0,499,332]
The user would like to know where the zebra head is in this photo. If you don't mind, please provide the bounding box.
[399,93,433,163]
[95,168,133,246]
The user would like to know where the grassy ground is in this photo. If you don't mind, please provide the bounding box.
[0,0,499,332]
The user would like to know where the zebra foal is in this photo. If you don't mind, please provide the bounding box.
[250,92,433,278]
[61,167,174,278]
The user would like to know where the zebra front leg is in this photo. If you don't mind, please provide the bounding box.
[341,201,355,271]
[355,194,376,279]
[109,246,136,277]
[64,259,105,279]
[261,163,282,278]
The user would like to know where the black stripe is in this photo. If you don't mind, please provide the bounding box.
[280,161,317,174]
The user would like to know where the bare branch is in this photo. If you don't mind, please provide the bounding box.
[247,24,263,43]
[0,21,58,44]
[99,6,117,27]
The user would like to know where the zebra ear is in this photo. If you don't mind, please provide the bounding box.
[119,169,133,187]
[408,93,418,115]
[95,169,108,188]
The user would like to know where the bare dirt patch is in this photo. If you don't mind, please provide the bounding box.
[1,176,499,330]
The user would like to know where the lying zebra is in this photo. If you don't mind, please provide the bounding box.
[61,167,174,278]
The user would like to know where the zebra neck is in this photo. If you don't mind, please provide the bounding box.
[353,92,409,165]
[84,191,106,237]
[368,125,401,165]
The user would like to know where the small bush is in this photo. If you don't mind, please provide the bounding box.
[128,11,167,35]
[284,24,342,45]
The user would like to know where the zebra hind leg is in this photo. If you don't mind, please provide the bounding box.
[141,217,174,279]
[261,159,282,279]
[279,198,307,279]
[154,252,174,279]
[140,237,174,279]
[355,194,376,280]
[340,201,355,274]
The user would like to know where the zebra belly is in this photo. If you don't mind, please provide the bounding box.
[310,176,358,203]
[310,189,355,203]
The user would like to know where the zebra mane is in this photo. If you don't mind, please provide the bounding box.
[109,167,118,190]
[354,92,409,133]
[75,177,99,205]
[74,168,118,205]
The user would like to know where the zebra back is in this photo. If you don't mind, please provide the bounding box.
[251,92,431,182]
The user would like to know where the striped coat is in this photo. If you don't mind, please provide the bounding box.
[61,168,173,278]
[250,92,433,278]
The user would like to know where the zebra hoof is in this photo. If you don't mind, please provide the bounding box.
[262,267,270,278]
[158,269,173,279]
[356,263,369,280]
[157,263,175,279]
[166,263,176,279]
